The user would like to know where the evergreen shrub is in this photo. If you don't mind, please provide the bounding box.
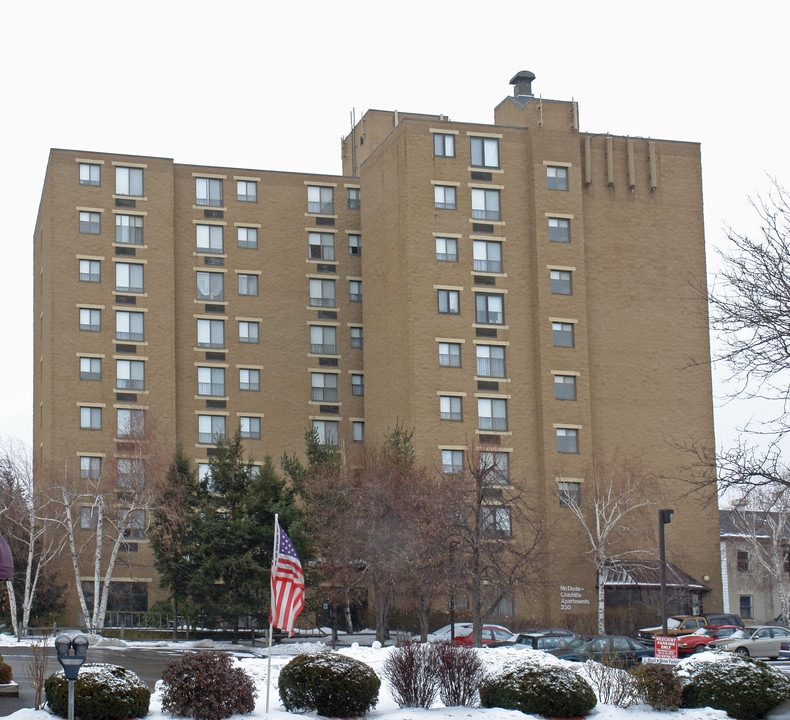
[631,663,682,710]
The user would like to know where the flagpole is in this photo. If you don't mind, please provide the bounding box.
[265,513,279,717]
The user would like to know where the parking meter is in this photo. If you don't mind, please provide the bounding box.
[55,634,89,720]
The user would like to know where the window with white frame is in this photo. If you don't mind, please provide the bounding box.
[442,449,464,474]
[79,211,101,234]
[115,263,144,293]
[197,366,225,396]
[115,214,144,245]
[476,345,505,378]
[552,322,575,347]
[349,280,362,302]
[80,506,98,530]
[347,187,360,209]
[115,311,144,342]
[80,357,101,380]
[311,372,338,402]
[439,342,462,367]
[307,185,334,214]
[80,456,102,479]
[554,374,577,400]
[548,217,570,243]
[308,232,335,261]
[117,408,145,438]
[116,359,145,390]
[116,167,143,196]
[79,162,101,186]
[240,416,261,439]
[239,368,260,391]
[119,509,146,539]
[438,289,460,314]
[556,428,579,454]
[79,307,101,332]
[482,505,511,537]
[351,374,364,396]
[196,271,224,301]
[198,463,211,489]
[478,398,507,431]
[79,259,101,282]
[198,415,226,444]
[348,234,361,255]
[197,318,224,348]
[309,278,336,307]
[475,293,504,325]
[480,451,509,484]
[473,240,502,272]
[471,137,500,168]
[352,421,364,442]
[558,480,581,507]
[117,458,145,489]
[434,185,457,210]
[196,177,223,207]
[440,395,463,421]
[237,226,258,249]
[434,133,455,157]
[551,269,572,295]
[238,273,259,296]
[547,165,569,191]
[435,237,458,262]
[239,320,260,344]
[350,326,363,349]
[312,419,339,446]
[236,180,257,202]
[196,224,224,253]
[310,325,337,355]
[471,188,501,221]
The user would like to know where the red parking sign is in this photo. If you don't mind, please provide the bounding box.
[655,635,678,659]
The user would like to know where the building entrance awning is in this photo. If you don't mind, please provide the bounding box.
[603,560,710,592]
[0,531,13,580]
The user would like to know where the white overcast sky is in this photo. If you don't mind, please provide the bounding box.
[3,0,788,459]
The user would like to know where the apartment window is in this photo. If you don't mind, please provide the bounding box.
[551,269,573,295]
[239,368,260,391]
[739,595,753,620]
[307,185,334,214]
[434,133,455,157]
[351,374,364,396]
[434,185,457,210]
[554,374,577,400]
[79,211,101,234]
[471,188,501,221]
[239,321,260,344]
[311,372,338,402]
[352,421,365,442]
[236,180,257,202]
[196,224,224,253]
[312,419,339,446]
[116,214,144,245]
[438,289,460,315]
[548,217,570,243]
[115,311,144,342]
[348,234,361,256]
[476,345,505,378]
[197,366,225,396]
[196,271,224,301]
[80,357,101,380]
[435,237,458,262]
[308,232,335,261]
[473,240,502,273]
[350,326,363,349]
[197,318,224,348]
[349,280,362,303]
[80,406,101,430]
[440,396,462,422]
[439,342,461,368]
[480,451,509,484]
[556,428,579,454]
[238,274,259,296]
[240,416,261,440]
[117,408,144,438]
[80,507,98,530]
[79,163,100,186]
[79,259,101,282]
[309,278,336,308]
[547,165,569,191]
[118,458,145,489]
[471,137,499,168]
[115,263,144,293]
[198,415,226,444]
[482,505,511,537]
[737,550,750,572]
[559,481,581,507]
[119,509,146,539]
[79,308,101,332]
[442,449,464,474]
[237,226,258,249]
[196,177,223,207]
[310,325,337,355]
[116,167,143,196]
[80,456,102,479]
[475,293,504,325]
[478,398,507,431]
[347,187,360,209]
[116,359,145,390]
[552,322,575,347]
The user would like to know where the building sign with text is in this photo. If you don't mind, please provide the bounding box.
[654,635,678,660]
[559,585,591,612]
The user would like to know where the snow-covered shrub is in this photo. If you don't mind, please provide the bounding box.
[0,654,12,683]
[680,653,790,720]
[433,642,486,707]
[161,650,256,720]
[382,641,439,708]
[479,663,597,717]
[631,663,682,710]
[44,663,150,720]
[581,657,639,707]
[278,651,380,717]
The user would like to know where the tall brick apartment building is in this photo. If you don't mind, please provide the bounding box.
[34,72,722,628]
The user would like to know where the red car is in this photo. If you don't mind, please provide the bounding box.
[453,624,513,646]
[675,625,742,655]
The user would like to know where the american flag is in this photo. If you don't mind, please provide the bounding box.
[270,523,305,636]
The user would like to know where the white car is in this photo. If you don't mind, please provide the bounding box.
[706,625,790,659]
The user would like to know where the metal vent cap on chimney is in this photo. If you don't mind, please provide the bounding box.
[510,71,536,97]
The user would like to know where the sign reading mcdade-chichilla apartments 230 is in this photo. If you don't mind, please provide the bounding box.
[559,585,590,612]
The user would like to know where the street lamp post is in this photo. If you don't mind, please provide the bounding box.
[55,634,89,720]
[659,509,674,636]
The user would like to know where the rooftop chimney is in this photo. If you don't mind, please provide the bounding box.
[510,71,536,98]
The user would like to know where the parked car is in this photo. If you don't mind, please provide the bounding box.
[675,625,742,655]
[706,625,790,659]
[637,613,744,644]
[547,635,653,667]
[428,623,513,646]
[493,629,579,651]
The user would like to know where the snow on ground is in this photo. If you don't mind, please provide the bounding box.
[0,632,742,720]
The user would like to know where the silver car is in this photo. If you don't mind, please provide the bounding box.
[706,625,790,659]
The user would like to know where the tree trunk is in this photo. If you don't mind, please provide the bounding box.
[6,581,19,638]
